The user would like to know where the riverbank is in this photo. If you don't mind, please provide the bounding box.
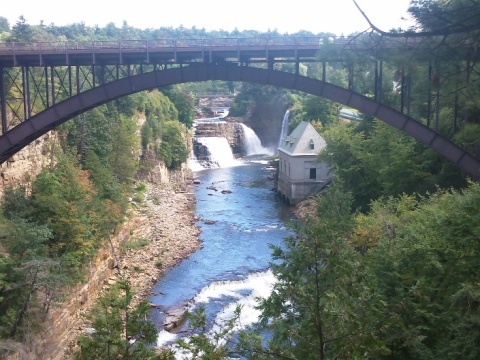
[117,179,202,305]
[56,174,202,359]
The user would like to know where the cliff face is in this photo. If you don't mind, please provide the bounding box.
[3,153,197,360]
[0,131,57,198]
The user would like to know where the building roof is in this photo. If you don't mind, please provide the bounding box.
[278,121,327,156]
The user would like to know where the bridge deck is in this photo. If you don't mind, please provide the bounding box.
[0,37,330,66]
[2,35,429,66]
[0,35,469,67]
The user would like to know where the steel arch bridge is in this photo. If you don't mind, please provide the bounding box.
[1,37,479,179]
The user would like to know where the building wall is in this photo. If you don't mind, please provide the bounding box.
[277,152,332,204]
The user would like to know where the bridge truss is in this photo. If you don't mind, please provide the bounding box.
[0,36,479,179]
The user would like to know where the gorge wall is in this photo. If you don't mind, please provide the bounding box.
[0,131,57,198]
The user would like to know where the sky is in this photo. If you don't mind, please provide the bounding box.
[2,0,415,35]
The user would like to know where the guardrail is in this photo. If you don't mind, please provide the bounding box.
[0,36,356,54]
[0,35,432,59]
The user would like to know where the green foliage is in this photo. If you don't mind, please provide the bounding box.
[62,106,113,163]
[358,181,480,359]
[31,154,97,257]
[160,86,195,128]
[143,91,176,129]
[83,150,127,209]
[157,121,188,169]
[1,185,32,220]
[453,123,480,158]
[319,119,463,211]
[74,279,171,360]
[123,238,150,250]
[230,83,292,119]
[254,180,380,359]
[108,114,139,184]
[0,17,10,32]
[290,94,339,129]
[134,182,147,192]
[176,305,242,359]
[9,16,33,42]
[141,121,153,149]
[0,214,59,341]
[113,93,147,118]
[132,183,147,203]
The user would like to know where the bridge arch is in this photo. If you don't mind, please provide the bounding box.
[1,63,479,179]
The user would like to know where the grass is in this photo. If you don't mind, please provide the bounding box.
[123,237,150,250]
[132,182,147,202]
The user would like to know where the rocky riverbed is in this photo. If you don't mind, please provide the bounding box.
[56,177,202,359]
[117,181,202,305]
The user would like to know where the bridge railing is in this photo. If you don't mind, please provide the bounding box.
[0,36,434,57]
[0,36,357,54]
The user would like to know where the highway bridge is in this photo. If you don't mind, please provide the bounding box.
[0,35,426,67]
[1,36,479,179]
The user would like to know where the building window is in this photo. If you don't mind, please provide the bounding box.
[309,139,314,149]
[310,168,316,179]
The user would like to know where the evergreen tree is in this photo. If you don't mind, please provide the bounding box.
[75,279,172,360]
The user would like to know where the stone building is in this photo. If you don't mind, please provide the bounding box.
[277,121,332,205]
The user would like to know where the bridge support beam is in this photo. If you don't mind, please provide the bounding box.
[0,63,479,180]
[0,67,5,134]
[374,60,383,101]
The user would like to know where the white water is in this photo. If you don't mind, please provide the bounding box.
[189,123,272,171]
[157,269,277,353]
[187,149,205,172]
[240,123,273,156]
[277,109,290,149]
[200,269,276,332]
[194,137,241,169]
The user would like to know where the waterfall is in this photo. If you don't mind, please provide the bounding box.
[240,124,273,156]
[194,137,240,168]
[187,149,204,172]
[278,109,290,148]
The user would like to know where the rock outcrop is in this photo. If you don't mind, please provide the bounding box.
[0,131,57,198]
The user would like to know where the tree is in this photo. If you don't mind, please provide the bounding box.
[289,95,339,129]
[108,114,139,184]
[361,181,480,359]
[157,121,188,169]
[62,106,113,164]
[176,305,242,359]
[319,121,381,211]
[29,152,102,281]
[9,16,33,42]
[160,86,195,128]
[0,213,57,341]
[0,17,10,33]
[75,279,172,360]
[253,180,377,359]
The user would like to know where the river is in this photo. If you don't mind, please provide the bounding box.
[149,122,294,352]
